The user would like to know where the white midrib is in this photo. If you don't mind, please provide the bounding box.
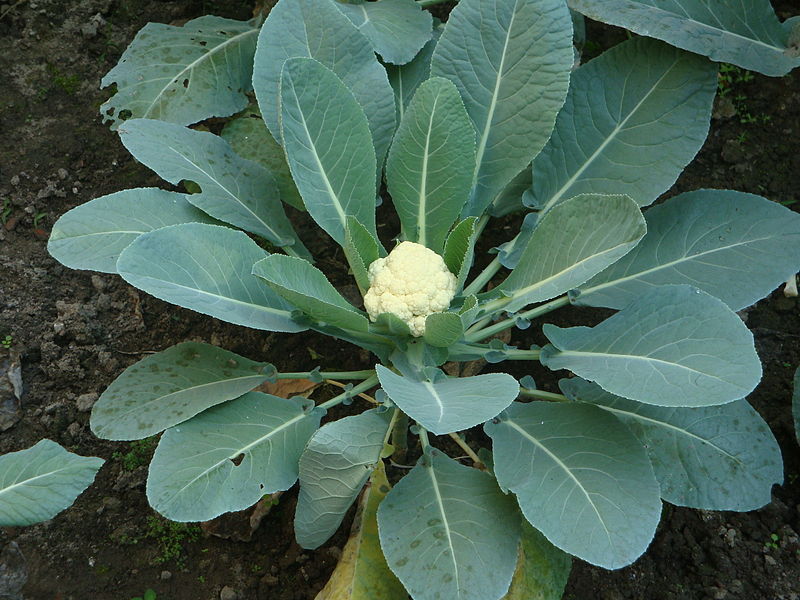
[423,380,445,422]
[416,92,441,247]
[426,463,461,593]
[143,26,259,118]
[0,468,76,498]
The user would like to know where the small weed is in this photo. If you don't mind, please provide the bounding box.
[145,516,201,568]
[46,64,80,95]
[765,532,780,551]
[1,335,12,349]
[32,212,47,228]
[0,198,12,225]
[251,564,264,573]
[112,437,157,471]
[131,589,157,600]
[197,575,206,584]
[736,132,747,144]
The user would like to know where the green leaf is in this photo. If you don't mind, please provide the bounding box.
[335,0,433,65]
[0,440,103,526]
[529,37,717,214]
[253,254,369,332]
[100,16,258,129]
[344,217,383,295]
[378,450,520,600]
[496,194,646,312]
[147,392,323,522]
[47,188,213,274]
[423,312,464,348]
[490,166,532,218]
[386,77,475,254]
[295,409,393,549]
[568,0,800,77]
[573,190,800,311]
[372,313,413,338]
[90,342,273,441]
[254,0,395,171]
[443,217,479,291]
[560,378,783,511]
[118,119,307,256]
[375,365,518,434]
[220,105,304,211]
[458,295,480,329]
[387,27,440,124]
[279,58,377,245]
[485,401,661,569]
[541,285,761,407]
[117,223,303,332]
[502,521,571,600]
[431,0,573,217]
[315,462,407,600]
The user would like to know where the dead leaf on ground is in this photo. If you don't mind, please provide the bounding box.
[256,378,319,399]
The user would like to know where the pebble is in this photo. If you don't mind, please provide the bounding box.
[160,570,172,580]
[76,393,98,412]
[220,586,238,600]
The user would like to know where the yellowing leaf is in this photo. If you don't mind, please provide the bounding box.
[502,521,571,600]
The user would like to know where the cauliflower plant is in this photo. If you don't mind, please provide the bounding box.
[363,241,457,337]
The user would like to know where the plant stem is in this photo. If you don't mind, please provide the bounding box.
[447,432,483,468]
[391,411,410,463]
[501,348,541,361]
[325,379,378,404]
[465,295,570,342]
[317,375,379,411]
[415,0,452,7]
[518,387,569,402]
[283,245,304,259]
[462,256,502,296]
[418,427,431,451]
[276,370,375,380]
[383,408,402,448]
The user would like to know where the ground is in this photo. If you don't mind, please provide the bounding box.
[0,1,799,599]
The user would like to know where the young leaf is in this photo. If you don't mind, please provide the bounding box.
[560,378,783,511]
[118,119,308,256]
[485,401,661,569]
[253,254,370,332]
[48,188,213,274]
[100,16,258,129]
[443,217,479,291]
[375,365,518,434]
[90,342,273,441]
[529,37,717,213]
[254,0,395,170]
[423,312,464,348]
[573,190,800,311]
[377,450,520,600]
[541,285,762,407]
[0,440,103,526]
[117,223,304,332]
[344,217,383,295]
[496,194,646,312]
[295,409,393,549]
[387,27,440,124]
[502,521,571,600]
[316,462,407,600]
[386,77,476,254]
[279,58,377,245]
[221,105,304,211]
[335,0,433,65]
[431,0,573,217]
[147,393,323,522]
[568,0,800,77]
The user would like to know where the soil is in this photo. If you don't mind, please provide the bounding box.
[0,1,799,599]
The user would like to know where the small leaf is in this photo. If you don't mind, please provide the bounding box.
[147,392,323,522]
[485,401,661,569]
[48,188,213,274]
[91,342,273,441]
[100,16,258,128]
[541,285,762,407]
[344,217,383,295]
[0,440,103,526]
[372,313,412,337]
[387,28,440,124]
[253,255,369,332]
[502,521,571,600]
[376,365,518,434]
[117,223,304,332]
[377,450,520,600]
[336,0,433,65]
[423,312,464,348]
[443,217,479,291]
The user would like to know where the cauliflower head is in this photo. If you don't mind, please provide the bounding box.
[363,241,457,337]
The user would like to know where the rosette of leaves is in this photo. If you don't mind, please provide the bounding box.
[46,0,800,599]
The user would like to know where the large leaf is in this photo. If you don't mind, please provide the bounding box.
[496,194,646,312]
[378,450,520,600]
[573,190,800,311]
[560,378,783,511]
[0,440,103,526]
[431,0,573,217]
[502,522,572,600]
[220,105,304,211]
[315,462,407,600]
[387,28,440,124]
[147,392,323,521]
[386,77,475,254]
[100,15,258,128]
[90,342,273,441]
[118,119,307,255]
[279,58,377,245]
[375,365,518,434]
[253,254,369,332]
[335,0,433,65]
[485,401,661,569]
[295,409,392,549]
[541,285,761,407]
[529,37,717,213]
[117,223,304,332]
[48,188,213,274]
[254,0,395,170]
[568,0,800,77]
